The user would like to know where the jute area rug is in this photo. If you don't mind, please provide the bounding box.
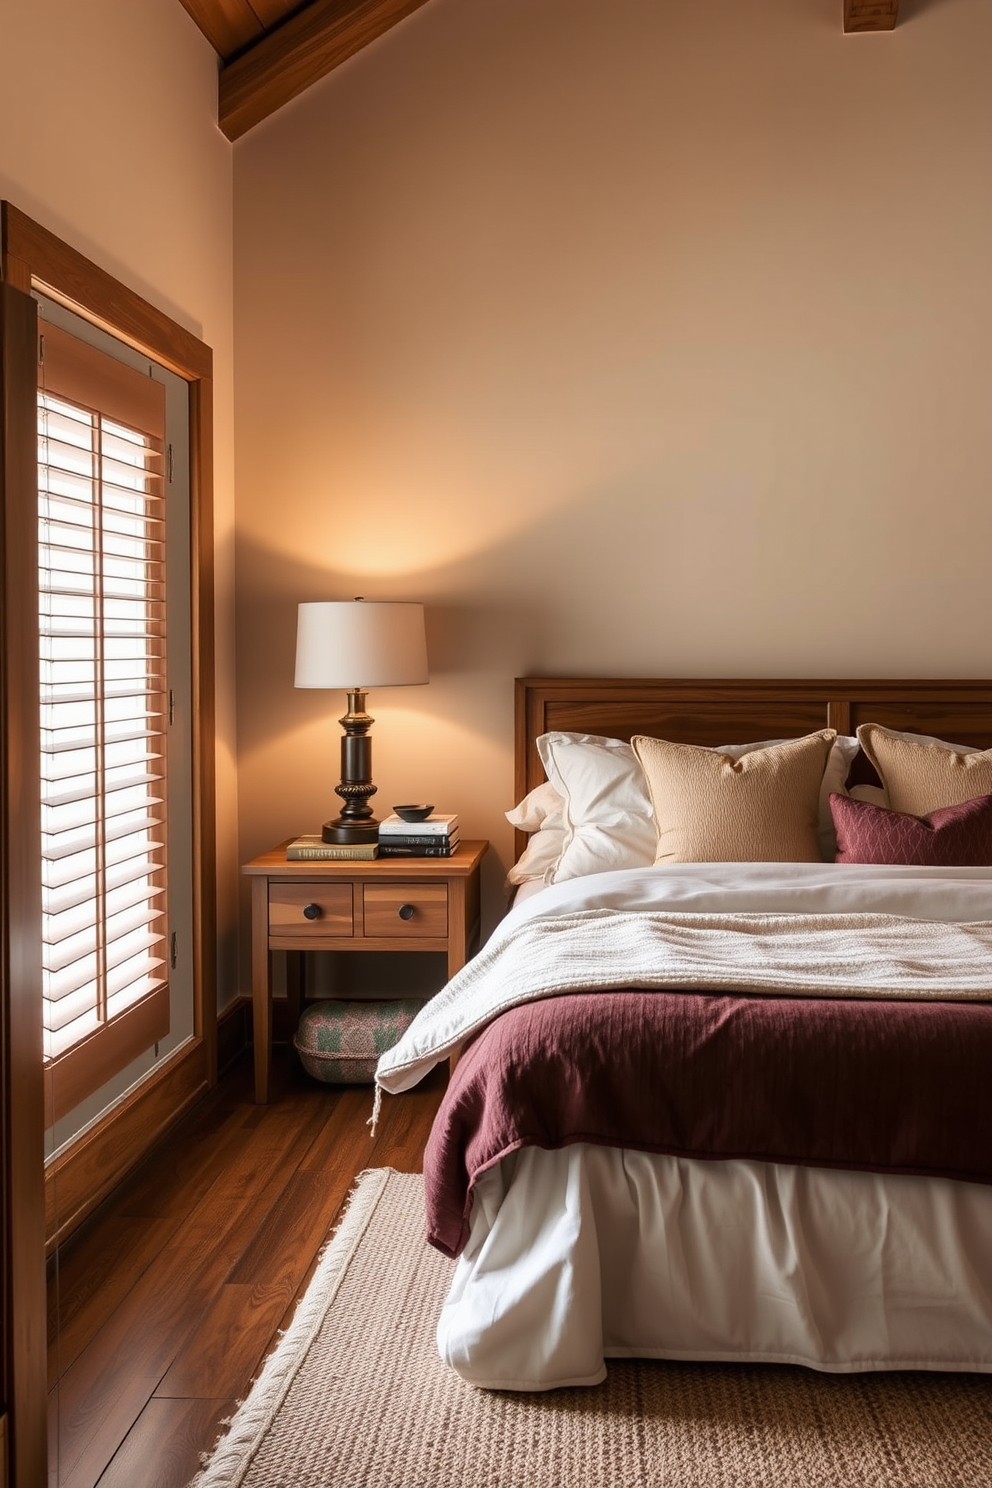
[192,1168,992,1488]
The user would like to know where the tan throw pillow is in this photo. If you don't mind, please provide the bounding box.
[856,724,992,817]
[631,731,836,864]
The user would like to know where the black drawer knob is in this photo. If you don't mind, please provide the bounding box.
[398,903,416,921]
[302,903,322,921]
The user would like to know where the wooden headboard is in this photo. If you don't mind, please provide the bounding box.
[515,676,992,815]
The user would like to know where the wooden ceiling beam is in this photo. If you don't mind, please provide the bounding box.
[177,0,264,58]
[844,0,899,31]
[218,0,433,141]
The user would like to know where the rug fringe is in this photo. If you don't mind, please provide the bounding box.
[190,1167,393,1488]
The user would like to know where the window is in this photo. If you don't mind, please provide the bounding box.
[38,323,173,1123]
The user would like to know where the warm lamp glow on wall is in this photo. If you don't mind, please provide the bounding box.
[295,599,429,844]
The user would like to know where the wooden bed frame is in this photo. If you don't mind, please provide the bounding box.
[514,677,992,856]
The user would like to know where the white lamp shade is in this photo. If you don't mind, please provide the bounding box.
[295,601,429,689]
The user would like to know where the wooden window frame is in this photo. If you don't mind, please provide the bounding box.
[1,265,47,1488]
[2,200,217,1077]
[1,200,218,1485]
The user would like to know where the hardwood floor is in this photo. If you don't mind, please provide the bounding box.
[47,1048,446,1488]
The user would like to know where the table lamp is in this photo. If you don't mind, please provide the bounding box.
[295,599,429,844]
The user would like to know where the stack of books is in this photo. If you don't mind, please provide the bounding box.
[377,813,459,858]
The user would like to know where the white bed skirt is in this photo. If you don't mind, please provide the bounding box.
[437,1145,992,1391]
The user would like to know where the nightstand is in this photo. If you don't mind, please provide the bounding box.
[242,839,489,1102]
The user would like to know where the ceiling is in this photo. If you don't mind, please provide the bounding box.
[178,0,433,141]
[179,0,900,144]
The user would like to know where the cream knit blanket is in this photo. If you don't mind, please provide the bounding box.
[376,909,992,1094]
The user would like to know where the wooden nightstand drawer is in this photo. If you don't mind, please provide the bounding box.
[269,883,354,937]
[363,883,447,938]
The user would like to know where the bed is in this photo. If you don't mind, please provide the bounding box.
[376,677,992,1390]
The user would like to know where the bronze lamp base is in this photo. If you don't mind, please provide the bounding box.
[322,688,380,844]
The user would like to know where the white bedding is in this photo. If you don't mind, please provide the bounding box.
[379,863,992,1391]
[377,863,992,1094]
[439,1148,992,1389]
[509,860,992,922]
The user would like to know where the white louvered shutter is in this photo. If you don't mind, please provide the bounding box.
[38,324,170,1119]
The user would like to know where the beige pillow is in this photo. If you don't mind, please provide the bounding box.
[856,724,992,817]
[632,730,836,864]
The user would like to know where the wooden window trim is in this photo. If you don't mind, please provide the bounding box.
[1,274,48,1488]
[43,994,170,1128]
[1,204,211,381]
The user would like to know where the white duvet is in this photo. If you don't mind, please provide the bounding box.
[377,862,992,1094]
[379,863,992,1391]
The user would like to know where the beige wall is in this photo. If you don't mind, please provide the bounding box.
[0,0,240,1002]
[233,0,992,939]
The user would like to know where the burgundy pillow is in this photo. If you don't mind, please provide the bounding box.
[829,791,992,867]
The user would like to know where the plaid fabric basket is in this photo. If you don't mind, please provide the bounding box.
[293,998,422,1084]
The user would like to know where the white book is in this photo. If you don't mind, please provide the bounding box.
[378,813,459,836]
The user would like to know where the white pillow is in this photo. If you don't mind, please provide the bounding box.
[848,783,888,807]
[817,734,860,855]
[503,782,567,886]
[505,781,564,834]
[535,731,854,882]
[827,734,889,811]
[505,827,567,886]
[537,733,657,882]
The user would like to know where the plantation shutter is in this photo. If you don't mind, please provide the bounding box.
[38,323,170,1123]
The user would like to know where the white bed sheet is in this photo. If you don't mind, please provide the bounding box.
[506,861,992,924]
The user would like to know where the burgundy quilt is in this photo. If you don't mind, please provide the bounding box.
[424,988,992,1258]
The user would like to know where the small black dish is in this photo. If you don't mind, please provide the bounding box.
[393,803,434,822]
